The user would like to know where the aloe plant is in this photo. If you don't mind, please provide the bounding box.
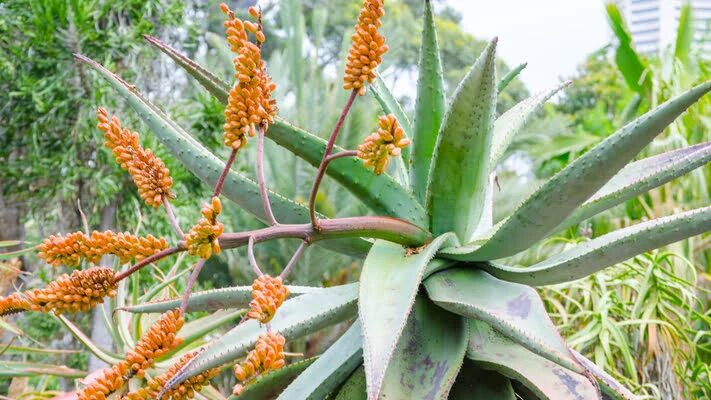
[3,1,711,398]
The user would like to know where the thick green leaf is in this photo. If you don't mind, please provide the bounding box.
[0,360,85,378]
[169,309,243,354]
[428,38,498,240]
[483,205,711,286]
[371,74,412,165]
[0,245,37,260]
[572,350,638,400]
[605,3,651,95]
[379,294,467,399]
[497,62,527,93]
[278,321,362,400]
[450,361,515,400]
[56,315,123,364]
[270,119,425,226]
[674,4,694,65]
[490,82,569,168]
[467,320,599,400]
[410,0,446,204]
[334,367,366,400]
[146,36,425,226]
[76,54,369,257]
[359,234,457,397]
[556,141,711,231]
[445,80,711,261]
[229,358,317,400]
[119,285,317,313]
[163,284,358,386]
[424,268,583,374]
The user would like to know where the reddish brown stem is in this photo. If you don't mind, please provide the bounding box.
[163,197,184,239]
[308,90,358,228]
[114,246,184,282]
[180,258,207,314]
[247,236,264,277]
[257,125,277,225]
[214,148,238,197]
[279,240,309,280]
[325,150,358,163]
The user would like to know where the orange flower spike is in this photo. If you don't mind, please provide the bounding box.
[125,309,185,378]
[357,114,410,175]
[246,275,289,323]
[97,107,175,207]
[344,0,388,95]
[24,267,117,314]
[38,231,92,267]
[186,197,224,258]
[233,332,286,395]
[127,351,219,400]
[0,293,32,316]
[220,3,277,150]
[77,362,129,400]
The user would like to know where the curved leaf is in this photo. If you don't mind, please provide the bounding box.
[0,361,85,378]
[556,141,711,231]
[446,80,711,261]
[429,38,498,240]
[230,358,317,400]
[483,205,711,286]
[450,361,515,400]
[467,319,599,400]
[56,315,123,364]
[334,367,366,400]
[490,82,569,168]
[497,62,527,93]
[163,284,358,387]
[359,234,457,398]
[278,321,362,400]
[145,37,424,226]
[75,54,369,257]
[379,294,467,399]
[119,285,318,313]
[424,268,583,374]
[410,0,446,204]
[572,350,638,400]
[605,3,651,95]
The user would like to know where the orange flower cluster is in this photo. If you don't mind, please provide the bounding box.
[125,309,185,378]
[344,0,388,95]
[38,230,168,267]
[357,114,410,174]
[185,197,224,259]
[0,293,31,316]
[247,275,289,323]
[125,351,220,400]
[97,107,175,207]
[220,3,277,150]
[232,332,286,395]
[77,362,129,400]
[21,267,117,314]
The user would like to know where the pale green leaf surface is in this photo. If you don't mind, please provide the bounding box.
[572,350,638,400]
[424,268,583,373]
[497,62,527,93]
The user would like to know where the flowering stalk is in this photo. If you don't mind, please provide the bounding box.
[163,197,184,239]
[308,89,359,228]
[256,124,277,225]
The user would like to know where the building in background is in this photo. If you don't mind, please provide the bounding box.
[614,0,711,54]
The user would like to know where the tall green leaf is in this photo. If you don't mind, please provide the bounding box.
[378,294,467,399]
[445,80,711,261]
[410,0,446,204]
[359,234,456,398]
[483,205,711,286]
[424,268,583,374]
[497,62,527,93]
[674,3,694,65]
[605,2,651,94]
[556,142,711,231]
[278,321,362,400]
[466,320,598,400]
[428,38,498,240]
[75,54,370,257]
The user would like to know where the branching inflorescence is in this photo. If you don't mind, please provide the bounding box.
[0,0,421,397]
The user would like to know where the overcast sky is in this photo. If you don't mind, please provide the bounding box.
[450,0,611,93]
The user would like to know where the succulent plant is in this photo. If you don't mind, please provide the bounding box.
[3,0,711,399]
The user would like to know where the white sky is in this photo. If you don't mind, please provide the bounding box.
[450,1,611,93]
